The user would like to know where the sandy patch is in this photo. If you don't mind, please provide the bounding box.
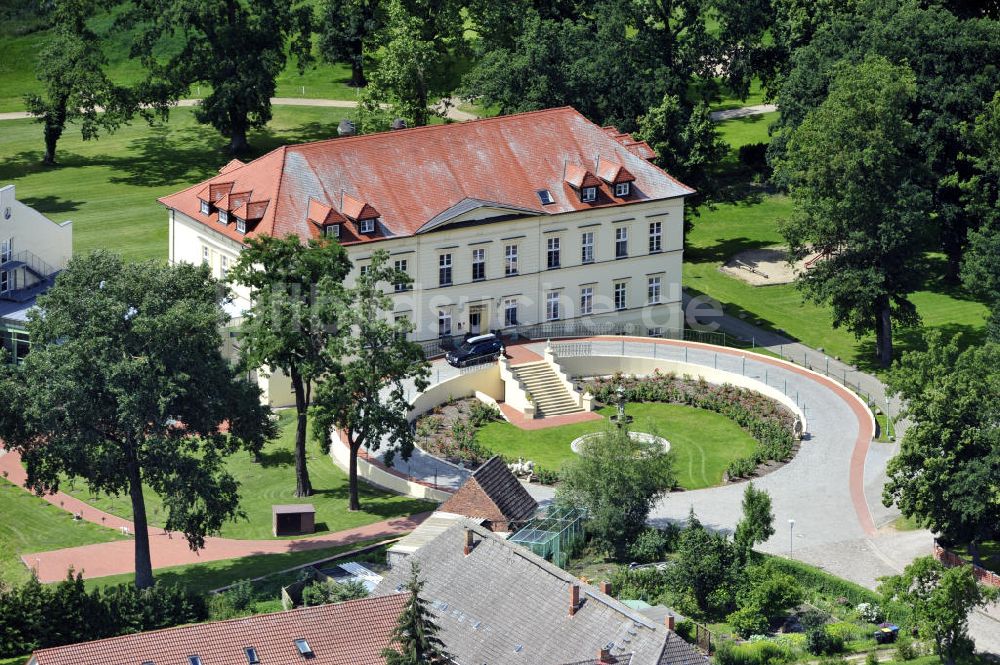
[720,246,824,286]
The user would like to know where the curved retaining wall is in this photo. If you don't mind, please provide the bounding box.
[556,355,808,432]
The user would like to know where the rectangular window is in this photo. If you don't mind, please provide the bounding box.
[1,239,11,263]
[615,227,628,259]
[0,271,8,293]
[202,246,209,265]
[220,255,229,278]
[615,182,631,197]
[394,259,409,292]
[580,286,593,315]
[200,200,210,215]
[189,657,203,665]
[394,314,410,341]
[236,218,246,234]
[472,248,486,281]
[504,244,518,276]
[245,647,260,665]
[438,310,452,336]
[359,264,370,278]
[546,292,560,321]
[581,232,594,264]
[649,326,663,338]
[582,186,597,203]
[648,276,661,304]
[649,221,662,253]
[360,218,375,234]
[439,253,453,286]
[219,209,229,224]
[324,224,338,239]
[504,298,518,327]
[614,282,627,311]
[546,237,560,269]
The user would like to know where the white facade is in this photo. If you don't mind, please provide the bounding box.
[169,197,685,343]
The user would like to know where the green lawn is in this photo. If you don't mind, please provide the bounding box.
[715,111,778,150]
[709,78,768,113]
[0,106,359,261]
[0,478,126,586]
[61,410,434,540]
[476,403,758,490]
[82,537,387,593]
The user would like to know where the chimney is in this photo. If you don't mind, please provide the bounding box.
[569,583,580,616]
[666,614,676,631]
[599,580,612,595]
[598,647,614,664]
[463,529,475,556]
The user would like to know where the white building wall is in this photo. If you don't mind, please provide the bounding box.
[0,184,73,272]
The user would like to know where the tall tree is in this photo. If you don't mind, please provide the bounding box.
[360,0,465,127]
[381,561,451,664]
[557,424,675,559]
[311,250,429,511]
[122,0,314,153]
[961,92,1000,339]
[879,557,998,665]
[775,56,930,366]
[318,0,384,87]
[24,0,130,165]
[674,509,736,614]
[0,251,274,589]
[229,235,352,497]
[733,482,775,565]
[882,334,1000,564]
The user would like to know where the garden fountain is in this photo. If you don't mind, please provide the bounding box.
[570,385,670,454]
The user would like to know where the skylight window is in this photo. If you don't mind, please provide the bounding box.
[536,189,554,205]
[245,647,260,664]
[294,639,313,657]
[189,656,203,665]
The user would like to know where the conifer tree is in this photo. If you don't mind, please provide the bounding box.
[382,562,450,664]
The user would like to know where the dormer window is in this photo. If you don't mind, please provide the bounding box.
[236,218,246,234]
[325,224,340,239]
[581,187,597,203]
[615,182,631,197]
[359,218,376,234]
[200,200,210,215]
[219,209,229,224]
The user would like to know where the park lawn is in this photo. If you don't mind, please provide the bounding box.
[61,410,434,540]
[0,106,359,262]
[81,537,387,594]
[0,479,126,586]
[709,78,768,113]
[476,403,758,490]
[714,111,778,151]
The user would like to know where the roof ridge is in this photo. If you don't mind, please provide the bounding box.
[286,106,579,153]
[33,593,404,655]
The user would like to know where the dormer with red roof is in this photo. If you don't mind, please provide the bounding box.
[596,158,636,198]
[307,199,347,240]
[341,193,381,235]
[564,163,603,203]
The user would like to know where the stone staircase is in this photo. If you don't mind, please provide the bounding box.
[510,361,583,417]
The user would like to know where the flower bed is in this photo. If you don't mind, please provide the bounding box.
[584,371,798,480]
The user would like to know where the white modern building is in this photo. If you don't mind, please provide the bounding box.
[159,108,693,402]
[0,184,73,362]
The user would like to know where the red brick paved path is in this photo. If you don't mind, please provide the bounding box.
[0,448,428,583]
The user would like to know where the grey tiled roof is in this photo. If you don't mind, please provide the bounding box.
[471,456,538,522]
[375,522,709,665]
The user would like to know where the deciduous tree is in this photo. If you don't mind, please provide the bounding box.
[122,0,314,153]
[318,0,384,87]
[879,556,998,665]
[775,56,930,366]
[311,250,429,511]
[733,482,775,565]
[24,0,131,164]
[673,509,735,614]
[558,425,675,559]
[0,251,273,589]
[882,334,1000,563]
[229,235,352,497]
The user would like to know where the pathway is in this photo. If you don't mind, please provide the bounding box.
[709,104,778,121]
[0,97,479,123]
[0,447,428,583]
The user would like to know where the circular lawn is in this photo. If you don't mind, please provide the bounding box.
[475,402,758,490]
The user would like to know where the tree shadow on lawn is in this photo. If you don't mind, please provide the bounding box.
[686,235,775,265]
[257,448,295,468]
[854,322,986,374]
[309,485,435,521]
[17,194,82,215]
[0,149,54,181]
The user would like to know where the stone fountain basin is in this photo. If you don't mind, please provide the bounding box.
[570,431,671,454]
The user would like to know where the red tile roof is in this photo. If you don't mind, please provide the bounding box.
[564,163,603,189]
[596,159,635,185]
[159,107,693,247]
[31,594,407,665]
[341,193,380,221]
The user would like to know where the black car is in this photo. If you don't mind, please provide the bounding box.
[445,333,503,367]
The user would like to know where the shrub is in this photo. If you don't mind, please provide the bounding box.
[806,627,844,656]
[628,527,672,563]
[728,605,770,639]
[855,601,882,623]
[715,639,793,665]
[727,456,757,479]
[468,400,501,427]
[865,651,879,665]
[224,579,255,613]
[894,637,917,661]
[301,579,368,606]
[674,618,697,645]
[738,142,770,173]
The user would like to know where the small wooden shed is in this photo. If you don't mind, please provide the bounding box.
[272,504,316,537]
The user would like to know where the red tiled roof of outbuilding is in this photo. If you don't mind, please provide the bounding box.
[159,107,693,247]
[31,594,407,665]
